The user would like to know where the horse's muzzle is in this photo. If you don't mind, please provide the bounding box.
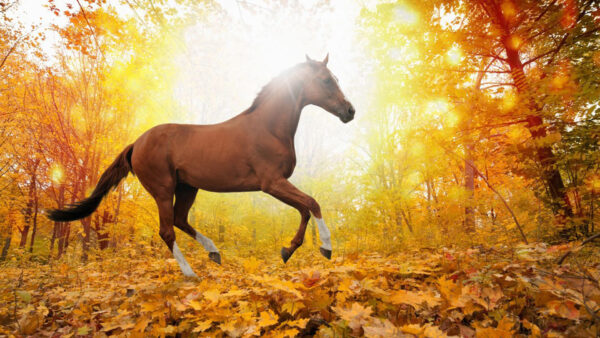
[340,104,355,123]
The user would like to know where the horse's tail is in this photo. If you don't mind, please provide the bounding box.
[47,144,134,222]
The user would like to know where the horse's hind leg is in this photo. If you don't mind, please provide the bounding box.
[155,195,198,278]
[174,183,221,265]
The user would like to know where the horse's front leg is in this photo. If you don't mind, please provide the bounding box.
[262,178,332,263]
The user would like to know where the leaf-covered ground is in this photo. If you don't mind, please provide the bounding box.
[1,243,599,337]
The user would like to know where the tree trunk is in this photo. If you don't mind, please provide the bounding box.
[0,235,10,261]
[400,208,413,233]
[464,68,486,233]
[51,184,65,255]
[81,217,91,262]
[491,4,574,220]
[28,192,38,253]
[18,224,29,247]
[96,211,111,250]
[464,144,475,233]
[19,198,32,247]
[50,221,57,252]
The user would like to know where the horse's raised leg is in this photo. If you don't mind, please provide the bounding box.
[262,178,332,263]
[155,196,198,278]
[173,183,221,264]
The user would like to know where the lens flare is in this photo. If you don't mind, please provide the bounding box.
[507,35,523,50]
[394,5,418,26]
[445,111,460,127]
[446,46,463,65]
[502,92,517,111]
[501,1,517,21]
[426,98,449,115]
[50,164,64,184]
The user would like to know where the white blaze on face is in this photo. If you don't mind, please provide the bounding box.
[172,242,197,277]
[195,232,219,253]
[315,217,332,250]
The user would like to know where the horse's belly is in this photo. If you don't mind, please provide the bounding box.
[177,163,260,192]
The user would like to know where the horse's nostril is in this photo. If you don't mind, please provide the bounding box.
[348,107,355,116]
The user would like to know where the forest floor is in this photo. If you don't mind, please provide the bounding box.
[1,242,599,337]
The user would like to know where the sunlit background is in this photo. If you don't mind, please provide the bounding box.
[17,0,374,170]
[2,0,599,261]
[2,0,600,334]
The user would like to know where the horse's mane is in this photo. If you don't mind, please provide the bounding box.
[244,62,309,114]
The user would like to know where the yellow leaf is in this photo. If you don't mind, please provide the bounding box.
[389,289,441,308]
[438,277,465,308]
[497,316,515,332]
[258,309,279,328]
[284,318,310,329]
[18,310,42,335]
[423,324,447,337]
[401,324,424,335]
[364,318,402,337]
[134,316,151,332]
[243,257,261,273]
[522,319,541,337]
[203,289,221,303]
[333,303,373,331]
[189,300,203,311]
[546,300,579,320]
[192,320,213,332]
[271,328,300,338]
[476,326,513,338]
[281,301,305,316]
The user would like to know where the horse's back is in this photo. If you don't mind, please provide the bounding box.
[131,122,259,193]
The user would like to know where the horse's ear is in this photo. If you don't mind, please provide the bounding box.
[322,53,329,66]
[305,54,313,62]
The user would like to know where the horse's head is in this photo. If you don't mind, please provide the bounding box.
[303,54,355,123]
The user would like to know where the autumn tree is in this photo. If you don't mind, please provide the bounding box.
[436,0,600,229]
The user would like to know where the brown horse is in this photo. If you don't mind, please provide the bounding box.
[47,54,355,277]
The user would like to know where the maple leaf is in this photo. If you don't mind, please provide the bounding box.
[388,289,441,308]
[522,319,541,336]
[363,318,404,337]
[281,301,305,316]
[400,324,424,336]
[220,319,257,337]
[243,257,261,274]
[257,309,279,328]
[333,302,373,332]
[301,271,321,288]
[272,328,300,338]
[18,310,43,335]
[545,300,580,320]
[133,316,151,332]
[201,288,221,304]
[191,320,213,333]
[283,318,310,329]
[438,276,465,308]
[475,326,513,338]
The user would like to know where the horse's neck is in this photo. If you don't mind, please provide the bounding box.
[254,85,305,143]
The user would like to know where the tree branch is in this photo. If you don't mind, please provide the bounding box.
[557,232,600,265]
[74,0,105,61]
[438,140,529,244]
[0,35,22,70]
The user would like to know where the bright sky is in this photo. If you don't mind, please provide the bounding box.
[172,1,374,175]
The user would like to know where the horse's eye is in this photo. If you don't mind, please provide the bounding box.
[323,77,333,86]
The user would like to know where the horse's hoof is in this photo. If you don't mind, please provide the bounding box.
[281,247,292,264]
[209,252,221,265]
[320,247,332,260]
